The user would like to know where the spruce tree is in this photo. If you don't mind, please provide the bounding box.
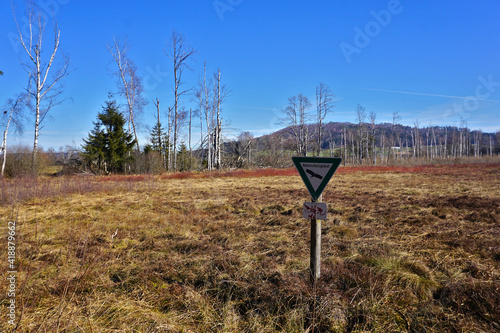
[82,100,136,174]
[149,123,168,153]
[81,121,106,173]
[177,142,192,171]
[149,122,170,169]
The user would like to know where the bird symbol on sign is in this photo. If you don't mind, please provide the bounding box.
[306,169,323,180]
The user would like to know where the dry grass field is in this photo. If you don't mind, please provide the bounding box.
[1,162,499,332]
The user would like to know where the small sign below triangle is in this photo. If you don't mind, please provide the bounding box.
[303,202,328,220]
[292,157,342,201]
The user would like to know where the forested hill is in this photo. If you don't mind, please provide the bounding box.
[256,121,499,153]
[225,121,498,168]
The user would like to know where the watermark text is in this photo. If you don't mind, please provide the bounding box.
[444,74,500,122]
[9,0,71,54]
[213,0,243,21]
[340,0,406,63]
[6,221,17,326]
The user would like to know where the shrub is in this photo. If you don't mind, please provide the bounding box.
[2,145,51,177]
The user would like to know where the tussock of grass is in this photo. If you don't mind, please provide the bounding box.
[1,162,499,332]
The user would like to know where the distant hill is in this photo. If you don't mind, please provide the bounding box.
[223,121,498,168]
[254,121,498,151]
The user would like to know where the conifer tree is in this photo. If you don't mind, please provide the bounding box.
[150,123,167,153]
[82,100,135,174]
[177,142,191,171]
[149,122,170,170]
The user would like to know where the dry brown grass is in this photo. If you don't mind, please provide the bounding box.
[1,162,499,332]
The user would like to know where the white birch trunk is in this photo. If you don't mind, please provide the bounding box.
[1,118,12,178]
[167,107,172,171]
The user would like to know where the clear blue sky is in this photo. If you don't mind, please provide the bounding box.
[1,0,500,150]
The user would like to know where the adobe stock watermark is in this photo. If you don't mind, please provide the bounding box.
[8,0,71,55]
[339,0,409,64]
[443,74,500,122]
[6,220,18,327]
[143,64,169,91]
[213,0,243,21]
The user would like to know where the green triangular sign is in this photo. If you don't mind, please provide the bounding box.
[292,157,342,201]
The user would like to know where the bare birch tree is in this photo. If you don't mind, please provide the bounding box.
[165,31,196,171]
[329,133,335,157]
[188,108,193,165]
[228,131,253,168]
[213,71,222,169]
[200,62,213,170]
[280,94,312,156]
[426,123,431,161]
[167,106,173,170]
[13,0,70,169]
[369,111,377,164]
[390,111,401,162]
[212,68,229,169]
[195,64,228,170]
[107,37,146,151]
[315,83,335,156]
[355,104,366,164]
[489,134,493,157]
[195,88,204,168]
[1,93,27,177]
[413,120,420,160]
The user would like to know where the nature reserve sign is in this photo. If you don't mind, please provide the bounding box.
[292,157,342,202]
[292,157,342,282]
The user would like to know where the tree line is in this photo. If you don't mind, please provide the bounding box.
[78,30,232,175]
[1,1,499,177]
[1,1,230,176]
[257,117,500,168]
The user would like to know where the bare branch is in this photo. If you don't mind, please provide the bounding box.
[107,36,145,151]
[164,30,196,170]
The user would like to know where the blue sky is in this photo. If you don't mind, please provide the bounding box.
[1,0,500,150]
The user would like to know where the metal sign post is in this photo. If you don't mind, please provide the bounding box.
[292,157,341,283]
[310,194,322,282]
